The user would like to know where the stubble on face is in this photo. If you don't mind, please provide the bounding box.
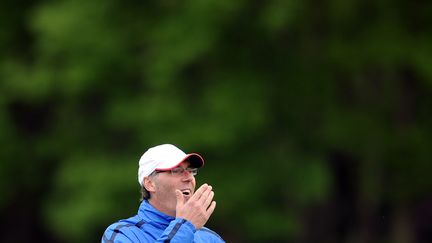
[149,162,196,217]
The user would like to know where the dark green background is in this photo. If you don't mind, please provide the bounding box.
[1,0,431,242]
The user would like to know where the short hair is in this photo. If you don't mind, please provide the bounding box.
[140,186,150,201]
[140,171,158,201]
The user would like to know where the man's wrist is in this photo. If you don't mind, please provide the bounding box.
[176,217,198,231]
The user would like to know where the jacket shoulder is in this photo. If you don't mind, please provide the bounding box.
[102,216,146,242]
[196,227,225,242]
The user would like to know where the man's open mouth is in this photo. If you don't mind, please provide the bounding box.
[180,189,191,196]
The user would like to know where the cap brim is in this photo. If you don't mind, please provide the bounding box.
[184,153,204,168]
[155,153,204,171]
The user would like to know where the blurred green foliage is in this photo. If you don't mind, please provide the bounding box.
[1,0,432,242]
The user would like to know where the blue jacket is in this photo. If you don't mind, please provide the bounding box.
[102,200,224,242]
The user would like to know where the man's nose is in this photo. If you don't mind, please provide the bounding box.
[181,170,194,180]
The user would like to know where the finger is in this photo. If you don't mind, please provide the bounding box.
[198,185,212,204]
[203,191,214,209]
[191,183,208,200]
[175,190,185,208]
[206,201,216,216]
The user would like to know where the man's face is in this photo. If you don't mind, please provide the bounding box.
[149,161,197,216]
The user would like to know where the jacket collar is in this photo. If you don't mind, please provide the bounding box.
[138,200,175,226]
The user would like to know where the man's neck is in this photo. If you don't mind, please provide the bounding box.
[148,198,175,217]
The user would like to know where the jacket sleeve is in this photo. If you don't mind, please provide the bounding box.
[102,218,196,243]
[155,218,196,242]
[101,226,138,243]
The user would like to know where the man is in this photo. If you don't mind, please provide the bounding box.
[102,144,224,242]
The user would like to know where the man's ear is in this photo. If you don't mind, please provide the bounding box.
[144,176,156,193]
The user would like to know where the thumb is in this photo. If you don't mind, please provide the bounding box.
[175,190,185,208]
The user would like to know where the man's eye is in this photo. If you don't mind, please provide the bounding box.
[172,168,183,174]
[187,168,198,174]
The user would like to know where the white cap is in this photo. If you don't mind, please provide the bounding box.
[137,144,204,185]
